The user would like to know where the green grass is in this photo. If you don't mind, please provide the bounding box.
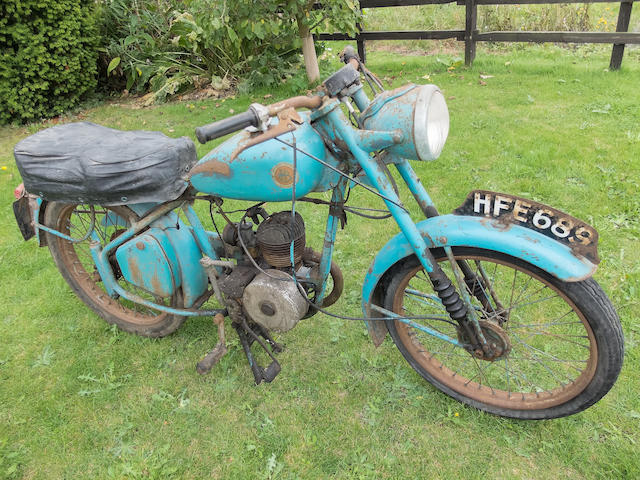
[362,3,640,36]
[1,46,640,479]
[359,3,640,58]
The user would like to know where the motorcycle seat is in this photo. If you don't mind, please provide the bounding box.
[14,122,198,205]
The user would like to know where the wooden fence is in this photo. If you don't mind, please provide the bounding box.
[316,0,638,69]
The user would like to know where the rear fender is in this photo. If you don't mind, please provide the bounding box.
[362,214,597,346]
[35,198,48,246]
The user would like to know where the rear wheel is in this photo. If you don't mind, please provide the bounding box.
[44,202,186,337]
[384,247,623,419]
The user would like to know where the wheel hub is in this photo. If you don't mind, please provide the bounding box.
[460,320,511,361]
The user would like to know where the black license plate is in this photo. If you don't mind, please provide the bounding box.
[453,190,599,264]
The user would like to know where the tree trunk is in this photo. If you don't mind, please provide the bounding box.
[297,19,319,83]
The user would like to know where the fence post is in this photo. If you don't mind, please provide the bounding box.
[357,22,367,63]
[610,1,634,70]
[465,0,478,66]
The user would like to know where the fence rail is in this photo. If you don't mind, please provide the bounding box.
[316,0,638,69]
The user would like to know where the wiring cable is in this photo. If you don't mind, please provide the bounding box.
[273,136,409,214]
[226,132,456,327]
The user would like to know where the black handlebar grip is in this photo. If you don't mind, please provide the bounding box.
[195,108,259,144]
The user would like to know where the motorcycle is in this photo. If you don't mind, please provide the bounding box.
[12,47,623,419]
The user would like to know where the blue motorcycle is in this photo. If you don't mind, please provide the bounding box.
[12,47,623,419]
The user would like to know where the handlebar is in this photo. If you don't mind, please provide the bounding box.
[195,108,260,144]
[195,96,323,145]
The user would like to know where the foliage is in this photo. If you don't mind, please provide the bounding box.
[0,0,98,124]
[278,0,360,41]
[97,0,360,101]
[97,1,210,101]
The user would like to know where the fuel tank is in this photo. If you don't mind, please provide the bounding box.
[189,114,336,201]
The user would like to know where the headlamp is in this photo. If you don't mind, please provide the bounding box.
[361,84,449,161]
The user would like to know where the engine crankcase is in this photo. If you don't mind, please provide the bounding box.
[242,270,308,332]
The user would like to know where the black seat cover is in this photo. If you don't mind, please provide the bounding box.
[14,122,197,205]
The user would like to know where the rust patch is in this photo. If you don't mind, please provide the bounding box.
[150,273,163,297]
[189,160,231,178]
[127,256,142,284]
[266,95,322,116]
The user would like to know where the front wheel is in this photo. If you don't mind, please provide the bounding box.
[383,247,623,419]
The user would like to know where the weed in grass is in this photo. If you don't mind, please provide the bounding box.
[0,435,26,480]
[31,345,54,367]
[77,363,131,396]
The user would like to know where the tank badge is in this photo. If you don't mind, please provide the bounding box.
[271,163,298,188]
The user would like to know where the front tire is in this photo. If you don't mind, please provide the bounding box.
[44,202,186,337]
[383,247,623,419]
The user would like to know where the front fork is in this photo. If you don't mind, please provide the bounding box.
[327,109,491,354]
[396,158,501,318]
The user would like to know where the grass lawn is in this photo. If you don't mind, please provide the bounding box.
[1,45,639,479]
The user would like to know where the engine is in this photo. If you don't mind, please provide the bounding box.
[219,211,312,333]
[242,269,308,332]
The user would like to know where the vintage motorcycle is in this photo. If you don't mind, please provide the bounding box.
[12,47,623,419]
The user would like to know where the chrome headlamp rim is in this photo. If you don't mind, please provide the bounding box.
[413,84,450,161]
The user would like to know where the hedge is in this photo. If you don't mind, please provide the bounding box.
[0,0,99,124]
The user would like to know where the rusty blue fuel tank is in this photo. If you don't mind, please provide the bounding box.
[188,114,338,201]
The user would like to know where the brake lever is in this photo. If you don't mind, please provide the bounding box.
[230,107,304,161]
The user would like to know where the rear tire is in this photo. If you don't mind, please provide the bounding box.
[384,247,623,419]
[44,202,186,337]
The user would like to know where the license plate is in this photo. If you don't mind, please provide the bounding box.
[453,190,599,264]
[13,196,36,241]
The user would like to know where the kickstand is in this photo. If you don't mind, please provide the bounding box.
[196,313,228,375]
[232,320,281,385]
[252,322,284,354]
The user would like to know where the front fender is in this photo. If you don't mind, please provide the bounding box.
[362,214,597,346]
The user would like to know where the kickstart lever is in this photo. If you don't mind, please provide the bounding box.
[196,313,228,375]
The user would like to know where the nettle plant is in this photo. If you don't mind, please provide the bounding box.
[99,0,360,101]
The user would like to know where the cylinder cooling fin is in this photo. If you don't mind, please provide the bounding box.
[256,211,306,267]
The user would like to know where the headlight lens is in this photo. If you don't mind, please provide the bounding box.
[414,85,450,161]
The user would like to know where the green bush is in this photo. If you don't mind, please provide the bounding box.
[97,0,306,101]
[0,0,99,124]
[97,0,360,101]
